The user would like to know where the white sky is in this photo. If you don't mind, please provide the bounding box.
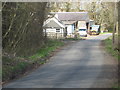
[1,0,119,2]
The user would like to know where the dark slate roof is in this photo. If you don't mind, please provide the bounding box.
[51,12,90,22]
[62,21,77,25]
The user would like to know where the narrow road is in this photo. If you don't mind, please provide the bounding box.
[4,33,118,88]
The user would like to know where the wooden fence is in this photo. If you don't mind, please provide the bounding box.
[45,32,77,39]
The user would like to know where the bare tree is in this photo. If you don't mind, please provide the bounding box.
[2,2,48,56]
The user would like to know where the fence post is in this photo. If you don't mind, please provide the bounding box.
[61,33,62,39]
[56,33,57,39]
[44,29,47,40]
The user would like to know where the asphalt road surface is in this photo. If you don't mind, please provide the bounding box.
[4,33,118,88]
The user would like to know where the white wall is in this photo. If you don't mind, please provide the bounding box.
[46,28,56,33]
[45,28,64,33]
[78,21,86,29]
[66,25,74,35]
[44,28,65,39]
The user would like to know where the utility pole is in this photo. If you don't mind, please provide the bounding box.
[112,2,117,48]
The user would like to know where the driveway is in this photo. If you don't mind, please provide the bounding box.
[3,33,118,88]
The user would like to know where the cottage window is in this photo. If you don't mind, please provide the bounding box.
[56,29,60,32]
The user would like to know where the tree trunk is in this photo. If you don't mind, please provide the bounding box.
[112,2,116,49]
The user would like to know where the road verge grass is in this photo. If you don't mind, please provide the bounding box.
[102,35,120,88]
[103,36,119,60]
[29,39,64,60]
[2,39,64,83]
[60,37,82,41]
[100,32,110,34]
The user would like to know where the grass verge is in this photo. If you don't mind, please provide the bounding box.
[29,39,64,60]
[60,37,82,41]
[2,39,64,83]
[112,85,120,89]
[100,32,111,35]
[103,36,119,60]
[103,35,120,88]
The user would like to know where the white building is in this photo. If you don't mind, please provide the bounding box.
[52,12,90,36]
[43,17,66,39]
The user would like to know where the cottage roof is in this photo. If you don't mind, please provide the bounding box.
[62,21,77,25]
[51,12,90,22]
[43,17,65,28]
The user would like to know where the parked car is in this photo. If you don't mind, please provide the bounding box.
[78,28,87,37]
[77,21,87,37]
[90,25,100,35]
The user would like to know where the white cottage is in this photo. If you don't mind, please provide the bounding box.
[52,12,90,36]
[62,21,77,37]
[43,17,66,39]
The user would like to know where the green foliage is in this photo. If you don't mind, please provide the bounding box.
[64,38,81,41]
[87,2,115,32]
[100,32,110,34]
[112,85,120,89]
[107,24,114,32]
[29,40,64,60]
[103,36,119,60]
[2,56,29,81]
[2,39,64,82]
